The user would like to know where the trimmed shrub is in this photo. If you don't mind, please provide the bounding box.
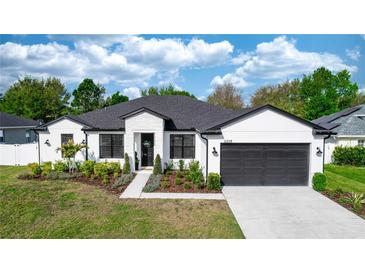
[54,160,69,173]
[40,162,52,176]
[187,160,204,185]
[57,172,79,180]
[207,172,221,190]
[153,154,162,175]
[27,162,42,175]
[175,177,182,185]
[79,160,95,177]
[143,174,163,192]
[161,179,170,189]
[46,171,60,180]
[184,182,192,190]
[112,174,134,189]
[94,162,110,184]
[108,162,121,177]
[165,160,174,171]
[123,153,131,174]
[312,172,327,191]
[333,146,365,166]
[178,159,185,171]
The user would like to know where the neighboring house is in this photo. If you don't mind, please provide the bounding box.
[313,104,365,163]
[0,111,38,144]
[35,95,330,186]
[0,112,39,166]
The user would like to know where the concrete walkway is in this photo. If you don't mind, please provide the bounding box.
[120,169,152,199]
[140,192,225,200]
[223,186,365,239]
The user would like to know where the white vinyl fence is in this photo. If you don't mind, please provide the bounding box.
[0,143,38,166]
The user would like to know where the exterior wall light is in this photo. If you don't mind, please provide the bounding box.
[316,147,322,156]
[44,139,50,146]
[212,147,218,156]
[81,139,86,144]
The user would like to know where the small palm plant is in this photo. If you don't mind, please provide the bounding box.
[57,140,87,173]
[343,192,365,212]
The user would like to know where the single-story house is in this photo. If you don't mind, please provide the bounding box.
[0,111,38,144]
[313,104,365,163]
[35,95,331,186]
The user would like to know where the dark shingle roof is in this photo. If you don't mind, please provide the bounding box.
[77,95,241,131]
[312,104,365,134]
[0,112,38,128]
[36,95,326,132]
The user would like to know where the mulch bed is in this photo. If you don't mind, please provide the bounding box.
[321,190,365,219]
[155,171,221,193]
[70,174,134,195]
[19,172,135,196]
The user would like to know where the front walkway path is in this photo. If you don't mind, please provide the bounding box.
[120,169,152,199]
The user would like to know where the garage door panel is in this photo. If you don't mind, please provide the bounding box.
[221,143,309,186]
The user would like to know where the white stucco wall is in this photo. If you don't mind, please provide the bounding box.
[206,109,325,186]
[38,118,86,163]
[124,112,164,171]
[163,131,206,171]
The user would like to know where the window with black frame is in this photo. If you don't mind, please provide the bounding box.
[170,134,195,159]
[99,134,124,158]
[61,134,73,158]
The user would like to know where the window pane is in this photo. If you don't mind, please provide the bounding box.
[172,146,183,158]
[112,134,124,158]
[183,146,195,159]
[183,135,195,146]
[171,135,183,146]
[100,135,112,158]
[61,134,73,144]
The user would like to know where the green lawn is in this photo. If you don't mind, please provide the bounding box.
[0,166,243,239]
[324,164,365,193]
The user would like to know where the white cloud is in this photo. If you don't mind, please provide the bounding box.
[231,52,252,65]
[346,46,361,61]
[119,36,233,69]
[123,87,140,99]
[211,36,357,88]
[0,36,234,91]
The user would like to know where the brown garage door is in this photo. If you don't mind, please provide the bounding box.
[220,143,309,186]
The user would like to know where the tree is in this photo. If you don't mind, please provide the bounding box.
[352,92,365,106]
[103,91,129,107]
[153,154,162,175]
[250,80,305,118]
[0,76,70,122]
[207,83,244,110]
[140,84,196,98]
[299,67,358,120]
[123,153,131,174]
[71,78,106,114]
[56,140,87,173]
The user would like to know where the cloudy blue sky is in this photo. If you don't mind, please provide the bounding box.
[0,34,364,103]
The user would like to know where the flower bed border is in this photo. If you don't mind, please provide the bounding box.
[149,171,222,194]
[321,190,365,219]
[18,172,136,196]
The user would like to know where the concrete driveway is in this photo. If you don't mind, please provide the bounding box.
[223,186,365,239]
